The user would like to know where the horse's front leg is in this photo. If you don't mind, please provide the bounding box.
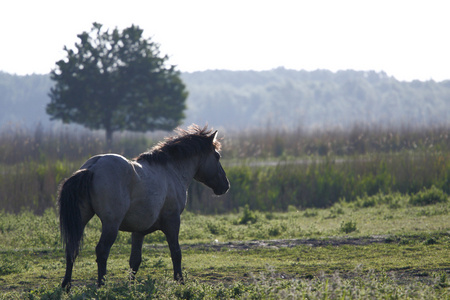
[162,214,183,283]
[129,232,145,279]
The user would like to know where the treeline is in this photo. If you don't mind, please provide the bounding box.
[1,69,450,131]
[0,72,53,127]
[0,125,448,214]
[182,68,450,129]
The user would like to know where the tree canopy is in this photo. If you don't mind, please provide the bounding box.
[47,23,187,144]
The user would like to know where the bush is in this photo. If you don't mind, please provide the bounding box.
[409,186,448,206]
[340,220,357,234]
[238,205,258,224]
[303,209,319,218]
[206,221,223,235]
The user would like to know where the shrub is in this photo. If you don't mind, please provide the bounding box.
[268,223,286,237]
[409,186,448,206]
[340,220,357,233]
[303,209,318,218]
[355,194,377,208]
[238,205,258,224]
[268,226,281,237]
[206,221,222,235]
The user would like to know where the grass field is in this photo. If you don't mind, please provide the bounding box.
[0,194,448,299]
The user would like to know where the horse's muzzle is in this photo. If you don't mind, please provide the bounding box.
[213,179,230,195]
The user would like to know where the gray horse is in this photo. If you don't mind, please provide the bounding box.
[58,125,229,289]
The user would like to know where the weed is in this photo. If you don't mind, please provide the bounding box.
[423,237,439,245]
[435,272,449,288]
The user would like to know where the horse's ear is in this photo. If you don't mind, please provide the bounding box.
[210,130,218,143]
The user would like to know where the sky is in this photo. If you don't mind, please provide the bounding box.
[1,0,449,82]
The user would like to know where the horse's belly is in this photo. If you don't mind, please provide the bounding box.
[119,199,162,232]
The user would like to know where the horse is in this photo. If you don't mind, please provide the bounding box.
[58,125,230,290]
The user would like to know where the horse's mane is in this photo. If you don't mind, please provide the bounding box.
[135,125,221,164]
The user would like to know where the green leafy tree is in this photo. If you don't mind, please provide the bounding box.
[47,23,187,145]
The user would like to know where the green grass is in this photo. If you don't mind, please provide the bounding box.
[0,196,449,299]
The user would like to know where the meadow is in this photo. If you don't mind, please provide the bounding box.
[0,195,449,299]
[0,124,449,298]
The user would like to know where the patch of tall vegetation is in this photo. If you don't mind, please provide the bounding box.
[0,124,449,214]
[221,125,450,158]
[188,154,449,213]
[0,124,156,213]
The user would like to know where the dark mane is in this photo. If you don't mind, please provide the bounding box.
[135,125,221,164]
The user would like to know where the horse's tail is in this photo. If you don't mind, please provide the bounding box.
[58,169,94,262]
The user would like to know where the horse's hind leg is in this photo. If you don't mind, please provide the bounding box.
[62,251,75,290]
[129,232,145,279]
[62,208,94,290]
[96,223,119,286]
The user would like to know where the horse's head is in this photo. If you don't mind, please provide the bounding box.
[194,131,230,195]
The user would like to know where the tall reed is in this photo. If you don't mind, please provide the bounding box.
[221,124,450,158]
[0,124,448,214]
[188,152,449,213]
[0,124,156,213]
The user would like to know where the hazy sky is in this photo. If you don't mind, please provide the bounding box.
[1,0,449,81]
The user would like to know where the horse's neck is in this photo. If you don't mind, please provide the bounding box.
[168,156,200,190]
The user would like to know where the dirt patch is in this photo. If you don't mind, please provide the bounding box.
[176,235,395,251]
[143,236,396,252]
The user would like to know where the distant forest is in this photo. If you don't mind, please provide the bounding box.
[1,68,449,131]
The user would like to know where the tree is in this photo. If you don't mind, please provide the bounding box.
[47,23,187,145]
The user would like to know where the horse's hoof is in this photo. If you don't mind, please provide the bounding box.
[97,280,106,288]
[62,281,71,292]
[175,274,185,285]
